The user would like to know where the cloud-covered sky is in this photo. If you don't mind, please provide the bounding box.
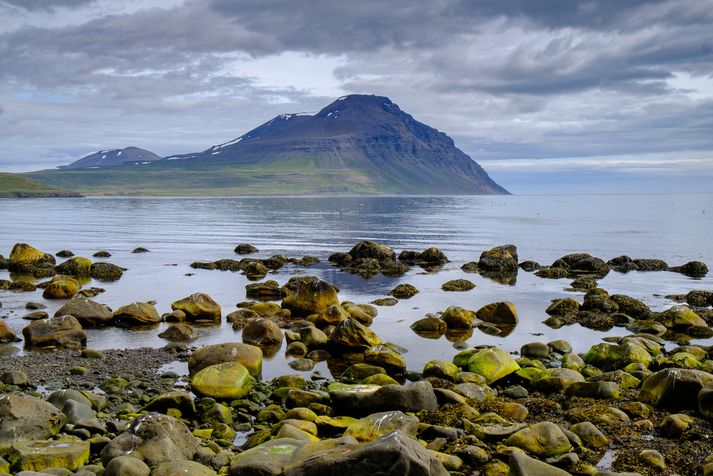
[1,0,712,191]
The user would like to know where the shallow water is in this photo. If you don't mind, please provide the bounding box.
[1,194,712,379]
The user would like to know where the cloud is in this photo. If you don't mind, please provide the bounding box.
[0,0,96,11]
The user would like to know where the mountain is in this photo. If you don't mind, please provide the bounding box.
[61,147,161,169]
[0,173,81,198]
[164,94,508,194]
[28,94,508,195]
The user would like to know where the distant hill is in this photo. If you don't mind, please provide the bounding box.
[0,173,81,198]
[28,94,508,195]
[61,147,161,169]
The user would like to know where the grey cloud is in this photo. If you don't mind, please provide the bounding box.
[0,0,95,11]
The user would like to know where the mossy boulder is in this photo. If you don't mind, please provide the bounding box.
[8,243,56,276]
[244,261,269,280]
[610,294,651,319]
[476,301,519,326]
[344,411,419,442]
[90,262,124,281]
[364,345,406,375]
[545,298,579,316]
[423,360,460,381]
[9,439,89,472]
[535,267,570,279]
[669,260,708,277]
[659,305,708,329]
[158,323,196,342]
[55,257,92,277]
[0,320,18,343]
[505,422,571,457]
[171,293,221,323]
[348,241,396,261]
[441,306,477,329]
[533,368,585,392]
[551,253,609,276]
[442,279,476,292]
[478,244,518,271]
[282,279,340,318]
[191,362,253,400]
[410,316,446,337]
[466,348,520,384]
[583,342,652,371]
[235,243,258,254]
[22,315,86,349]
[42,275,80,299]
[699,383,713,419]
[188,342,263,377]
[0,393,66,454]
[390,284,419,299]
[639,368,713,409]
[113,302,161,326]
[328,318,381,350]
[242,318,284,347]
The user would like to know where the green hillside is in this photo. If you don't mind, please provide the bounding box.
[0,172,82,198]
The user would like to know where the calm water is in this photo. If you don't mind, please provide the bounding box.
[1,194,712,379]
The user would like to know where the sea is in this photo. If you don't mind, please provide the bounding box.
[1,193,712,379]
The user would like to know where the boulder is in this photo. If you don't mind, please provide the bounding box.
[242,318,284,347]
[659,306,708,329]
[478,244,518,272]
[441,306,477,330]
[569,422,609,449]
[42,275,80,299]
[22,315,86,348]
[113,302,161,326]
[244,261,269,280]
[48,389,105,434]
[551,253,609,276]
[142,391,196,419]
[329,381,438,416]
[90,262,124,281]
[171,293,221,323]
[104,456,151,476]
[417,247,449,265]
[235,243,259,254]
[158,323,196,341]
[669,261,708,277]
[639,368,713,409]
[188,342,263,377]
[54,299,113,327]
[344,411,419,442]
[0,320,18,343]
[583,342,652,371]
[7,243,56,276]
[505,422,571,457]
[101,413,199,467]
[389,284,419,299]
[328,318,381,350]
[476,301,519,326]
[410,316,446,337]
[610,295,651,319]
[508,450,571,476]
[466,348,520,384]
[55,257,92,277]
[8,440,89,472]
[348,241,396,261]
[0,393,65,454]
[154,461,217,476]
[699,383,713,419]
[191,362,253,400]
[545,298,580,316]
[441,279,476,292]
[282,279,340,318]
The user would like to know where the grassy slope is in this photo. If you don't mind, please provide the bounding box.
[0,172,81,197]
[25,159,388,196]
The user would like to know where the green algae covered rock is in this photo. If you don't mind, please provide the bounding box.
[191,362,253,400]
[476,301,519,326]
[282,279,340,318]
[441,306,477,329]
[55,257,92,277]
[113,302,160,326]
[9,439,89,472]
[466,348,520,384]
[0,393,65,454]
[423,360,460,381]
[8,243,56,276]
[505,422,571,457]
[344,411,419,442]
[42,275,80,299]
[639,368,713,410]
[329,318,381,350]
[583,342,652,371]
[171,293,221,323]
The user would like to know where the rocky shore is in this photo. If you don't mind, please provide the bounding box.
[1,241,713,475]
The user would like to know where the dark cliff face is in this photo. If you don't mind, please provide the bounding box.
[169,95,508,194]
[63,147,162,169]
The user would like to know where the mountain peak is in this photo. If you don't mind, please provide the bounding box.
[62,146,161,169]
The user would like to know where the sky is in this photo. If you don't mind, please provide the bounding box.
[1,0,712,193]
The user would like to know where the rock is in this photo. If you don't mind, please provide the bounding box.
[89,262,124,281]
[505,422,571,457]
[242,318,284,347]
[569,422,609,449]
[104,456,150,476]
[441,306,477,329]
[246,281,287,300]
[282,279,340,318]
[55,257,92,277]
[42,275,80,299]
[441,279,476,292]
[570,276,598,290]
[191,362,253,399]
[329,381,438,416]
[566,381,620,399]
[54,299,113,327]
[1,370,28,386]
[101,413,199,467]
[423,360,460,381]
[364,345,406,375]
[551,253,609,276]
[344,411,419,442]
[659,305,708,328]
[235,243,259,254]
[153,461,217,476]
[158,323,196,341]
[519,260,541,272]
[55,250,73,258]
[92,250,111,258]
[348,241,396,261]
[244,261,268,280]
[583,342,652,370]
[546,298,580,316]
[372,297,398,306]
[0,393,65,454]
[639,449,665,470]
[508,450,571,476]
[658,413,693,438]
[230,430,448,476]
[142,391,196,419]
[8,440,89,472]
[171,293,221,323]
[188,342,263,377]
[700,383,713,419]
[113,302,161,326]
[639,368,713,409]
[535,268,569,279]
[8,243,56,276]
[466,348,520,384]
[520,342,549,359]
[48,390,105,434]
[532,368,585,392]
[329,318,381,350]
[410,316,446,337]
[24,310,49,320]
[476,301,519,326]
[389,284,418,299]
[669,260,708,277]
[22,315,86,348]
[478,244,518,272]
[609,295,651,319]
[417,247,449,265]
[0,320,18,343]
